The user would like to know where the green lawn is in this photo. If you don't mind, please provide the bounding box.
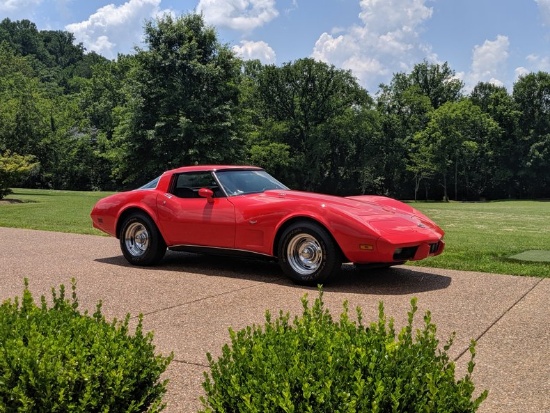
[0,188,113,235]
[1,189,549,277]
[411,200,550,277]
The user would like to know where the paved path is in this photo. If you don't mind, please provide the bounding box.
[1,227,549,412]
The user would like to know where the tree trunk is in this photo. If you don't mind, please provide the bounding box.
[443,174,449,202]
[454,154,458,201]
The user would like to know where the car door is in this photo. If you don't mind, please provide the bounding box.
[156,171,236,248]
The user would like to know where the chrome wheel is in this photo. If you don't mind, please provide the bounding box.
[279,221,339,284]
[286,233,324,276]
[124,222,150,257]
[119,213,166,266]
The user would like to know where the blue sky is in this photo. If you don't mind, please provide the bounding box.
[2,0,550,94]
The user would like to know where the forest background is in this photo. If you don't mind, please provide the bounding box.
[1,14,550,201]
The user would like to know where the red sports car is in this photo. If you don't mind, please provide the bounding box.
[91,165,444,284]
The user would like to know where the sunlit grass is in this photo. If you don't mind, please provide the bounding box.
[0,188,113,235]
[411,200,550,277]
[1,190,549,277]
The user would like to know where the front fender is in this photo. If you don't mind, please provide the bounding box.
[271,207,375,261]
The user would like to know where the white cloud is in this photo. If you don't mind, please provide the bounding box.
[284,0,298,15]
[311,0,434,92]
[525,53,550,71]
[358,0,432,32]
[65,0,165,59]
[513,55,550,83]
[465,35,509,90]
[511,54,550,83]
[487,78,504,87]
[196,0,278,32]
[232,40,276,64]
[515,66,530,79]
[535,0,550,25]
[0,0,42,17]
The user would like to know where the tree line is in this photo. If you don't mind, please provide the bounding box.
[1,14,550,201]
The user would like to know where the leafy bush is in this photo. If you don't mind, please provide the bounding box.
[0,279,173,412]
[0,151,39,199]
[201,289,488,412]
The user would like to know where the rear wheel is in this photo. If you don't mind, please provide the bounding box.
[278,221,340,285]
[119,213,166,266]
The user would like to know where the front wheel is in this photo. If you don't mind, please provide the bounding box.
[119,213,166,266]
[278,221,340,285]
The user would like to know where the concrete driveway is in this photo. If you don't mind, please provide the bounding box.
[1,227,549,412]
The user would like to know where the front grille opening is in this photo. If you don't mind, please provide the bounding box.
[429,242,439,254]
[393,246,417,260]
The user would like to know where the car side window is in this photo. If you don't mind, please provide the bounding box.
[171,172,224,198]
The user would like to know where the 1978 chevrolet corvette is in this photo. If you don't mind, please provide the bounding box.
[91,165,444,284]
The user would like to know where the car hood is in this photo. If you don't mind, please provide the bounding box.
[262,190,410,216]
[260,190,443,239]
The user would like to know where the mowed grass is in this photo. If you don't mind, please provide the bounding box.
[1,189,549,277]
[0,188,113,235]
[412,200,550,277]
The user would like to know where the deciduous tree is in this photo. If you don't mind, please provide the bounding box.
[413,100,500,201]
[254,58,373,192]
[512,72,550,197]
[111,14,244,186]
[0,151,39,199]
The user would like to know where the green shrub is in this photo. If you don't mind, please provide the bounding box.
[200,289,488,413]
[0,151,39,199]
[0,279,173,412]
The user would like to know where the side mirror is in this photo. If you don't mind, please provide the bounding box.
[198,187,214,202]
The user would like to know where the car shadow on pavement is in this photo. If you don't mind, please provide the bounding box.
[326,265,452,295]
[95,251,451,295]
[95,251,285,283]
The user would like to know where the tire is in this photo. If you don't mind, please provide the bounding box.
[278,221,340,285]
[119,213,166,266]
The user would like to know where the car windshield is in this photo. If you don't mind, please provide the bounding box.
[139,176,160,189]
[215,170,288,196]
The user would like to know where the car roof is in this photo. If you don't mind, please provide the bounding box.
[166,165,263,174]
